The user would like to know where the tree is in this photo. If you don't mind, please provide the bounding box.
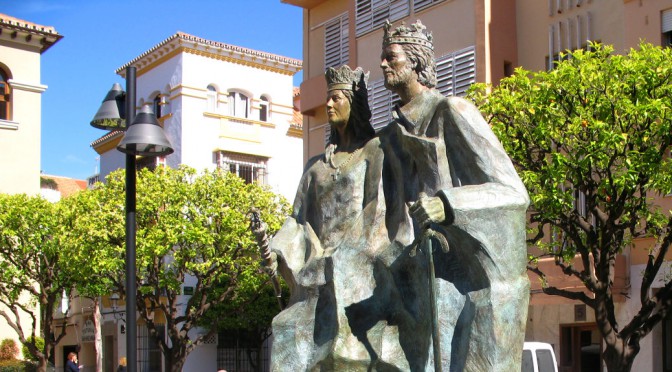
[0,194,74,372]
[468,42,672,371]
[62,166,289,372]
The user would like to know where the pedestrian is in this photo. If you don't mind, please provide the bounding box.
[116,356,127,372]
[65,352,79,372]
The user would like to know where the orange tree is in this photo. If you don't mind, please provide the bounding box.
[468,42,672,371]
[61,166,288,372]
[0,194,75,372]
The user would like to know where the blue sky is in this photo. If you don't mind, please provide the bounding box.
[1,0,303,180]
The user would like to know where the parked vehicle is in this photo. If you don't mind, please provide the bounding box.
[522,342,559,372]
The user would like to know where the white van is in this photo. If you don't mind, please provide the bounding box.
[522,342,559,372]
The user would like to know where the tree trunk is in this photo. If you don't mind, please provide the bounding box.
[93,299,103,372]
[603,339,638,372]
[36,357,48,372]
[168,346,188,372]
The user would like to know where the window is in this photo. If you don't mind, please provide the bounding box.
[367,78,397,132]
[207,85,218,112]
[0,68,10,120]
[138,323,165,372]
[435,46,476,98]
[259,95,269,122]
[663,9,672,47]
[536,349,556,371]
[413,0,445,13]
[325,13,349,69]
[356,0,409,37]
[214,151,267,184]
[504,61,513,78]
[136,156,166,171]
[664,311,672,371]
[228,91,249,118]
[560,324,601,371]
[152,95,162,119]
[217,329,269,372]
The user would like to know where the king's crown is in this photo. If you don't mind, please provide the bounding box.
[383,20,433,50]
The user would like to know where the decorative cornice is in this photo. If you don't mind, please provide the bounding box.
[0,13,63,53]
[90,131,124,154]
[116,32,302,78]
[8,79,47,93]
[203,112,276,128]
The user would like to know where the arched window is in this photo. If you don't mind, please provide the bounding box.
[207,85,218,112]
[152,95,162,118]
[259,95,270,122]
[0,68,10,120]
[228,91,249,118]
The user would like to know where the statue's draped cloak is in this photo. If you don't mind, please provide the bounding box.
[270,138,428,371]
[270,89,530,371]
[379,89,531,371]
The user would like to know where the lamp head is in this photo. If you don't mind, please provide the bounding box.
[91,83,126,130]
[109,293,120,310]
[117,105,174,156]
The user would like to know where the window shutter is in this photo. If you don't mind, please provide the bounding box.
[576,14,582,48]
[388,0,409,24]
[368,78,394,132]
[356,0,374,36]
[356,0,409,37]
[325,13,349,69]
[436,46,476,98]
[414,0,445,13]
[436,54,455,97]
[663,9,672,33]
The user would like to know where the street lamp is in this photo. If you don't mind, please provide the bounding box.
[104,293,126,322]
[90,66,173,372]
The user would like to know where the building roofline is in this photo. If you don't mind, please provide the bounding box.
[0,13,63,53]
[115,31,302,77]
[90,130,123,147]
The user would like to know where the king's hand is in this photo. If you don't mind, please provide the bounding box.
[409,193,446,228]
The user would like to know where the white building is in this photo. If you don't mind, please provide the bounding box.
[91,32,303,202]
[82,32,303,372]
[0,12,62,363]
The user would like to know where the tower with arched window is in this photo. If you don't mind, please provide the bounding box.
[0,14,62,195]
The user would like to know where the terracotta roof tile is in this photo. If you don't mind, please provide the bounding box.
[0,13,59,34]
[41,175,87,198]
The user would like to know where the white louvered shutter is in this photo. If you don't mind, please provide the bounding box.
[325,13,349,69]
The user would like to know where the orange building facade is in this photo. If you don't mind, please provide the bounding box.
[283,0,672,370]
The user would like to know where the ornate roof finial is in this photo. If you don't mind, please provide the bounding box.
[325,65,369,92]
[383,20,433,50]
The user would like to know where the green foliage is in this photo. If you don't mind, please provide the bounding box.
[0,339,18,361]
[0,193,71,367]
[39,177,57,190]
[0,359,37,372]
[60,165,290,368]
[469,42,672,259]
[468,42,672,366]
[20,337,43,363]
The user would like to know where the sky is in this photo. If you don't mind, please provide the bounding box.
[1,0,303,180]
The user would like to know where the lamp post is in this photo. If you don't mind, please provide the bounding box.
[91,66,173,372]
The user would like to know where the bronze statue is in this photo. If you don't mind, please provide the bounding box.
[267,66,400,370]
[263,20,529,372]
[378,20,530,371]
